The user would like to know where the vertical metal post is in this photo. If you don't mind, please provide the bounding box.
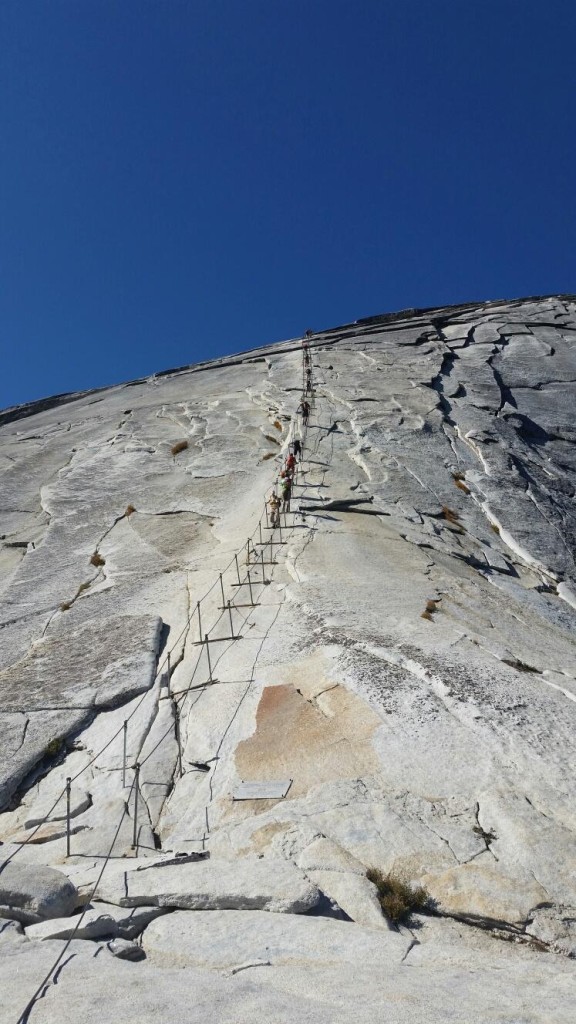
[122,720,128,788]
[264,503,269,528]
[261,547,265,582]
[219,573,225,608]
[235,553,241,585]
[132,764,140,851]
[245,539,250,565]
[278,518,283,543]
[65,777,71,857]
[167,650,171,682]
[259,520,263,545]
[175,715,182,777]
[227,600,234,637]
[205,634,213,682]
[247,571,254,606]
[197,601,202,644]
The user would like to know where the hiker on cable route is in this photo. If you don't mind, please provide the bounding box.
[267,491,281,529]
[285,452,296,474]
[281,475,292,514]
[292,438,302,459]
[298,399,311,426]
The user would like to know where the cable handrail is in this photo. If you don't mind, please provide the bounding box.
[2,340,317,874]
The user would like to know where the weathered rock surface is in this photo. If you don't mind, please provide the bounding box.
[2,294,576,1021]
[142,908,409,966]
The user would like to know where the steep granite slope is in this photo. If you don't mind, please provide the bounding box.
[1,295,576,1022]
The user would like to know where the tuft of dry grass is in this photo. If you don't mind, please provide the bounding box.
[273,419,283,431]
[125,504,136,517]
[262,452,276,461]
[441,505,460,523]
[60,602,71,612]
[77,581,91,595]
[171,440,189,456]
[367,868,432,924]
[90,552,105,567]
[264,434,280,446]
[490,523,500,534]
[421,598,440,621]
[441,505,465,532]
[454,478,470,494]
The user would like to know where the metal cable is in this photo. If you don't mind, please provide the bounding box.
[3,348,313,870]
[15,776,136,1024]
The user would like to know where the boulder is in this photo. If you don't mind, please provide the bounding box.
[107,937,146,961]
[0,862,78,924]
[96,857,320,914]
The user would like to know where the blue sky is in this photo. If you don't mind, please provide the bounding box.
[1,0,574,409]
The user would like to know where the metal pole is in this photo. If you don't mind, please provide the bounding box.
[197,601,202,644]
[205,634,213,682]
[264,503,269,528]
[219,573,225,607]
[227,600,234,637]
[66,777,71,857]
[278,518,283,543]
[235,553,241,585]
[167,650,171,682]
[132,764,140,850]
[259,520,263,545]
[122,720,128,788]
[247,571,254,606]
[261,547,265,581]
[175,716,182,778]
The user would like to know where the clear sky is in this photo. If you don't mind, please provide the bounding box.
[1,0,574,409]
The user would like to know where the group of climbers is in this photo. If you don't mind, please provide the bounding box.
[267,334,313,528]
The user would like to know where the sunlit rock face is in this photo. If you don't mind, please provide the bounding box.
[2,294,576,1022]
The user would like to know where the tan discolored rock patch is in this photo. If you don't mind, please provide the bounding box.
[234,680,380,805]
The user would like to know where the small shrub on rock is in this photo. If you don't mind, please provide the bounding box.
[90,552,105,567]
[125,504,136,516]
[367,868,431,924]
[171,440,189,456]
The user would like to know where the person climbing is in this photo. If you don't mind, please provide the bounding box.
[305,329,313,338]
[298,399,311,425]
[267,491,281,529]
[286,452,296,473]
[292,438,302,459]
[281,475,292,513]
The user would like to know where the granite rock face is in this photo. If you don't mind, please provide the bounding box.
[2,294,576,1021]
